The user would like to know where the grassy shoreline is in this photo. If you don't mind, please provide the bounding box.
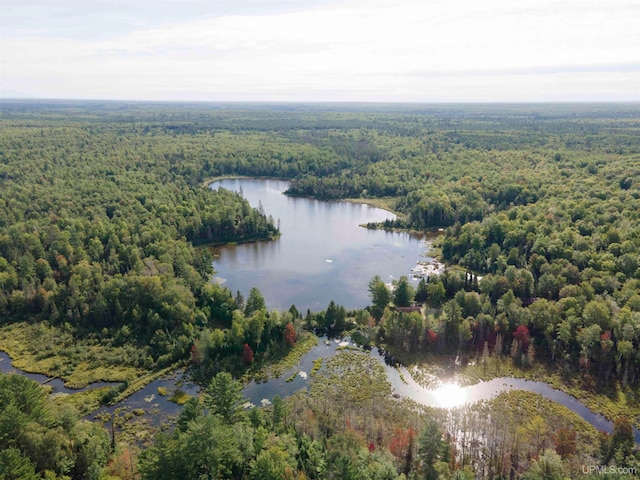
[201,174,292,188]
[242,333,318,384]
[0,322,146,388]
[398,350,640,430]
[341,196,401,215]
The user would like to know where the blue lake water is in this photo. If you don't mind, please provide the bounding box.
[209,178,438,311]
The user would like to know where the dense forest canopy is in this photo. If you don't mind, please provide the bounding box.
[1,100,639,479]
[1,100,639,369]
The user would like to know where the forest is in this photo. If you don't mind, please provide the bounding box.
[0,100,639,479]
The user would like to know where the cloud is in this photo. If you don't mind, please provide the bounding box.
[2,0,638,100]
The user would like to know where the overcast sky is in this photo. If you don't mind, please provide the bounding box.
[2,0,639,102]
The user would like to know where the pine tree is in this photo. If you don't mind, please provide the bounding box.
[494,334,503,358]
[0,448,40,480]
[510,339,520,361]
[204,372,243,424]
[482,341,490,373]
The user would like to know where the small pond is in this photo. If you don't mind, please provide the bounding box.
[209,178,441,311]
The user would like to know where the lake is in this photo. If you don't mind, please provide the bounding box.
[209,178,439,311]
[4,178,636,443]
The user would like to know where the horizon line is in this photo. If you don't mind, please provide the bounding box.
[2,97,639,106]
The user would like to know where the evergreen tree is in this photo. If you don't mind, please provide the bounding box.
[0,448,40,480]
[368,276,391,320]
[245,287,266,317]
[416,419,444,480]
[205,372,243,424]
[393,276,414,307]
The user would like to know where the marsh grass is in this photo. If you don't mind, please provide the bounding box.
[243,333,318,382]
[310,350,392,405]
[157,387,169,396]
[168,390,190,405]
[342,196,400,215]
[51,386,113,416]
[110,362,187,405]
[310,358,323,376]
[485,390,601,455]
[0,322,146,387]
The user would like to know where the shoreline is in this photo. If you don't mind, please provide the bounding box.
[204,175,405,217]
[202,174,292,188]
[389,348,640,432]
[196,232,281,249]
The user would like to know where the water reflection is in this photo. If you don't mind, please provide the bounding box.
[433,382,467,409]
[210,178,435,311]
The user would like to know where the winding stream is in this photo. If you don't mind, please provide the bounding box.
[242,337,640,443]
[2,337,638,442]
[1,179,637,442]
[0,351,119,394]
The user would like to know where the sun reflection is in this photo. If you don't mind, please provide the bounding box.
[434,382,466,409]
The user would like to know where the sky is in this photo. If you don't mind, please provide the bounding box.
[1,0,639,102]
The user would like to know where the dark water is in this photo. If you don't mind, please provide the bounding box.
[242,337,348,406]
[89,370,200,428]
[0,351,118,394]
[210,178,437,311]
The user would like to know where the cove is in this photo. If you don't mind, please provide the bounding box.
[209,178,438,311]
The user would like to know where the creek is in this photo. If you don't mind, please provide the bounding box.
[1,179,636,442]
[4,341,636,442]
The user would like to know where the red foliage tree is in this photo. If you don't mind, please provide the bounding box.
[190,340,205,366]
[553,427,577,459]
[284,323,296,346]
[600,330,613,353]
[105,445,137,478]
[513,325,530,352]
[389,428,415,471]
[242,343,254,364]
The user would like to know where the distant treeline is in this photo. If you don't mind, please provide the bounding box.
[0,101,638,377]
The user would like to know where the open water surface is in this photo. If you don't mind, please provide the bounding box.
[209,178,439,311]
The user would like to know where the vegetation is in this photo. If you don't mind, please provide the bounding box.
[0,372,112,479]
[1,100,639,478]
[139,352,636,479]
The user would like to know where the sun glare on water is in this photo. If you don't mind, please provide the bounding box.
[434,382,467,409]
